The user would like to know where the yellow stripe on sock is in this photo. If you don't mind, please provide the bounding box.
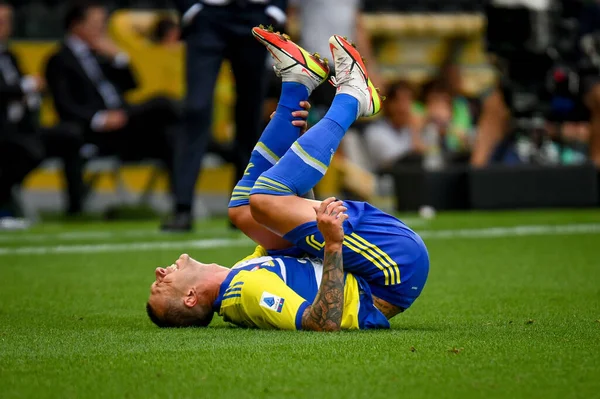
[253,183,292,194]
[291,142,328,175]
[255,143,280,165]
[257,176,293,191]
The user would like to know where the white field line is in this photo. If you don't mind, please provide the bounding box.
[0,223,599,256]
[0,237,253,256]
[0,220,428,244]
[418,223,600,239]
[0,227,232,243]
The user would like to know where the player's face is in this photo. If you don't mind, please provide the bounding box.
[149,254,220,303]
[152,254,199,291]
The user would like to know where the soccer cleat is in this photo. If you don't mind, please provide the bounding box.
[252,26,330,94]
[328,35,383,118]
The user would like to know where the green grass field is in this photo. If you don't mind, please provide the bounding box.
[1,210,599,399]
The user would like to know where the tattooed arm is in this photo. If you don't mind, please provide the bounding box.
[301,198,348,332]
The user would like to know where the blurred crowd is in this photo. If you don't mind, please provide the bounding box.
[1,0,600,229]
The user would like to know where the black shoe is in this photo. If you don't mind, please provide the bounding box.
[160,212,193,232]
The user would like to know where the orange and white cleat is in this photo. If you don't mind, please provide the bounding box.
[252,25,330,94]
[328,35,383,118]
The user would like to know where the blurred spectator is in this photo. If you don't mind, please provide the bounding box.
[45,1,180,190]
[364,80,424,173]
[0,0,85,219]
[150,15,180,47]
[417,78,473,161]
[288,0,382,123]
[579,0,600,166]
[474,0,600,168]
[544,122,590,165]
[164,0,288,232]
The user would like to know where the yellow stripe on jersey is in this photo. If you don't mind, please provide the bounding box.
[343,236,392,285]
[219,269,307,330]
[350,233,401,285]
[218,268,364,330]
[341,274,360,330]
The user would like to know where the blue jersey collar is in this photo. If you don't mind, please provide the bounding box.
[213,268,243,312]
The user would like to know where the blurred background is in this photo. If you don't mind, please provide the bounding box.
[1,0,599,231]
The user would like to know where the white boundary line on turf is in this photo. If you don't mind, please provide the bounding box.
[0,237,253,256]
[0,226,233,243]
[0,223,599,256]
[418,223,600,239]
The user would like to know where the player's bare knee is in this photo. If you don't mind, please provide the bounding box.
[249,194,273,225]
[228,206,243,227]
[249,194,282,226]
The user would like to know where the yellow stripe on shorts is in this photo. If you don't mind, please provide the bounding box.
[343,236,392,285]
[350,233,401,284]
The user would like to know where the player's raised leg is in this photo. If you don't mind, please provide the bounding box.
[228,26,329,248]
[250,35,383,234]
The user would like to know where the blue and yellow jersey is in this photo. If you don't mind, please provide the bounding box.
[282,201,430,311]
[213,256,390,330]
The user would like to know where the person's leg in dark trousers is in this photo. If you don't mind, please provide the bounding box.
[227,17,269,185]
[0,135,44,215]
[162,9,228,231]
[40,124,85,215]
[121,96,181,190]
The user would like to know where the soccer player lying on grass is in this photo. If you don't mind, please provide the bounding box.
[227,27,430,319]
[148,199,390,331]
[146,28,429,329]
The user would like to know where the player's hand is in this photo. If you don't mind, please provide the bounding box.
[269,101,311,135]
[314,197,348,248]
[102,110,128,131]
[292,101,311,134]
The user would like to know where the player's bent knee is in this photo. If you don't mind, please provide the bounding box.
[228,206,244,227]
[249,194,275,225]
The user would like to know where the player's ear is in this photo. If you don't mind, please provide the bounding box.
[183,289,197,308]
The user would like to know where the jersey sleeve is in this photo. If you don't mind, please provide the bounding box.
[221,269,310,330]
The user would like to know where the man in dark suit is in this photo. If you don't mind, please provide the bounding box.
[0,0,84,218]
[162,0,288,231]
[45,1,180,188]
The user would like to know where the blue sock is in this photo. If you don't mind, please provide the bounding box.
[229,82,309,207]
[251,94,359,196]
